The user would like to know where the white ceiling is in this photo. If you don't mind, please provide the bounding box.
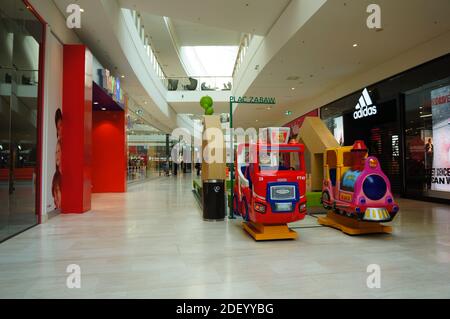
[172,19,241,46]
[234,0,450,128]
[139,14,242,77]
[118,0,291,36]
[50,0,450,131]
[139,13,187,77]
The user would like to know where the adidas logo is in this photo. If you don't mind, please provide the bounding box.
[353,88,377,119]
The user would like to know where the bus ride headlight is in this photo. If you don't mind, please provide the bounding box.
[254,202,266,214]
[299,203,307,212]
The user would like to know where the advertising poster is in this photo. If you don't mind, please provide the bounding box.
[430,85,450,192]
[42,31,63,214]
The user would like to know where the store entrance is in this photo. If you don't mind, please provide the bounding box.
[343,99,401,193]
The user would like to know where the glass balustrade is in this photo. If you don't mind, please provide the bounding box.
[165,76,233,92]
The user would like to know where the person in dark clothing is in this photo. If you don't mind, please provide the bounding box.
[195,163,201,176]
[173,162,178,176]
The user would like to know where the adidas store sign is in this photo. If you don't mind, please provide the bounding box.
[353,88,377,119]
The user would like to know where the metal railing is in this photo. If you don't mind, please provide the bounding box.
[232,33,253,78]
[164,76,233,92]
[129,10,167,84]
[0,66,39,85]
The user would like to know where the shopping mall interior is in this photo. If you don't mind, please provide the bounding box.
[0,0,449,299]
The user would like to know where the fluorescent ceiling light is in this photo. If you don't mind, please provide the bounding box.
[420,114,432,118]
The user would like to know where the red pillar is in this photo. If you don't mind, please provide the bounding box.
[62,45,92,213]
[92,110,126,193]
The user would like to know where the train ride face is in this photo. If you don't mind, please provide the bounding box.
[321,140,399,222]
[233,140,307,225]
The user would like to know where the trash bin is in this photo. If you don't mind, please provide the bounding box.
[202,179,225,221]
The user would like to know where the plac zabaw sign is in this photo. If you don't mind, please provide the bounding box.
[230,96,276,104]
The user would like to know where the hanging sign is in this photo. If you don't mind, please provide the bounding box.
[230,96,276,104]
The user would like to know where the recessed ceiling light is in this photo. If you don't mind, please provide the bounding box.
[101,107,106,111]
[94,102,99,105]
[291,87,295,91]
[353,43,358,47]
[80,8,85,12]
[121,75,125,78]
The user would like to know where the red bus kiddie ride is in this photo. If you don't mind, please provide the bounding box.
[233,128,307,226]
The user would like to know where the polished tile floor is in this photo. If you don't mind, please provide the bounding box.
[0,175,449,299]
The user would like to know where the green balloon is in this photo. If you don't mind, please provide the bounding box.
[200,96,213,109]
[205,107,214,115]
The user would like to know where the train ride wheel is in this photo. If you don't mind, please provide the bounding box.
[321,191,332,210]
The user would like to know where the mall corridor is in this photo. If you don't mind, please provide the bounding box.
[0,176,449,299]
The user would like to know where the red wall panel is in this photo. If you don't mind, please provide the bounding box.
[92,111,126,193]
[61,45,92,213]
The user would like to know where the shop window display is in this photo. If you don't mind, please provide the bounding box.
[405,77,450,198]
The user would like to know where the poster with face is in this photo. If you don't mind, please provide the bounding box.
[43,31,63,214]
[430,85,450,192]
[52,109,62,209]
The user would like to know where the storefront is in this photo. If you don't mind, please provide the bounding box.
[126,109,176,182]
[0,1,45,242]
[321,54,450,201]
